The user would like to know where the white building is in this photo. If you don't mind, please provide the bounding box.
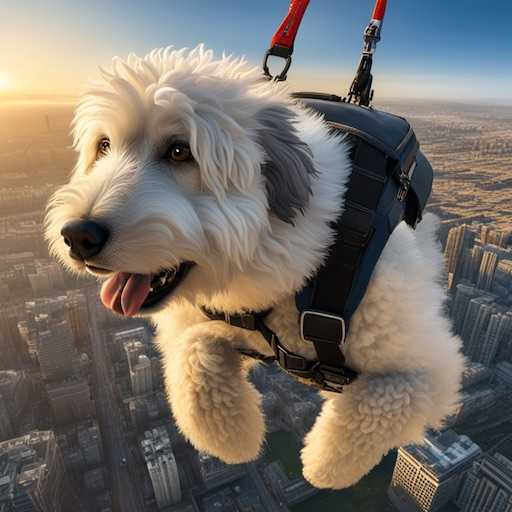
[131,355,153,395]
[141,426,181,509]
[388,430,481,512]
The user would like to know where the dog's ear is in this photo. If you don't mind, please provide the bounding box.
[256,104,316,224]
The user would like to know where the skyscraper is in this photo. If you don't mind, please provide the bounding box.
[460,296,495,358]
[0,370,31,438]
[37,318,75,382]
[456,452,512,512]
[445,225,477,289]
[388,430,481,512]
[0,304,28,368]
[131,354,153,395]
[65,290,91,353]
[452,284,479,335]
[474,311,512,366]
[45,378,95,425]
[141,426,182,509]
[477,250,499,291]
[0,431,80,512]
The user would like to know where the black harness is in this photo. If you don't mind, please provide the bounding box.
[202,93,433,393]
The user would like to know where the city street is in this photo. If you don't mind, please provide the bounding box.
[88,295,146,512]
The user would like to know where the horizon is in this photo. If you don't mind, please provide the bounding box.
[1,0,511,104]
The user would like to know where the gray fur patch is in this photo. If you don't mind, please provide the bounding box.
[257,105,316,224]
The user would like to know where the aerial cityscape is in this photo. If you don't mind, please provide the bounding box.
[0,98,511,512]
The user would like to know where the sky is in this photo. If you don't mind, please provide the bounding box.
[1,0,511,103]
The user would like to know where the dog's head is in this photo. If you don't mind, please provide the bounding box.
[45,45,320,317]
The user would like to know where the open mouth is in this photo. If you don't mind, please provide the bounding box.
[99,262,195,316]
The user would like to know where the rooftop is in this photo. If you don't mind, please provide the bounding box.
[401,430,481,480]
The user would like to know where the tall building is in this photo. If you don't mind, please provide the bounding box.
[65,290,91,353]
[474,311,512,366]
[0,431,79,511]
[0,304,28,368]
[445,225,476,289]
[46,378,95,425]
[37,318,75,382]
[77,420,103,467]
[0,370,31,438]
[461,296,495,358]
[141,426,181,509]
[0,394,14,441]
[456,452,512,512]
[492,259,512,300]
[477,250,499,291]
[388,430,481,512]
[124,340,146,369]
[451,284,479,335]
[131,354,153,395]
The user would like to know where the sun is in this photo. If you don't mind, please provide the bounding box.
[0,73,11,91]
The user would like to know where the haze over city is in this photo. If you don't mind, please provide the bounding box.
[0,1,511,511]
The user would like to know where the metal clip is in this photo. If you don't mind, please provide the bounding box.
[397,160,417,201]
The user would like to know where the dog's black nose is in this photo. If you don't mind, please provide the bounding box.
[61,219,109,261]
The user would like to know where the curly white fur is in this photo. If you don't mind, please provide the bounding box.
[45,45,464,489]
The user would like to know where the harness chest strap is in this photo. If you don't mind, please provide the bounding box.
[200,306,358,393]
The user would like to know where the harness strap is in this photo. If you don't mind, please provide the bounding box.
[200,306,357,393]
[262,0,310,81]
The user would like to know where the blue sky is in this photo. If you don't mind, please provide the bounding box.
[2,0,511,102]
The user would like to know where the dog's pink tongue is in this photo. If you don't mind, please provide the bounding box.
[120,274,152,316]
[100,272,151,317]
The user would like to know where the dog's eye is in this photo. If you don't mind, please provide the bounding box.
[167,142,193,163]
[96,137,111,159]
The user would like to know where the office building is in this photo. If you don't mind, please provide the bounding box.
[65,290,91,352]
[0,370,31,437]
[131,354,153,395]
[37,318,75,382]
[477,250,499,291]
[457,452,512,512]
[0,431,78,512]
[461,296,495,358]
[452,284,480,335]
[141,426,182,508]
[388,430,481,512]
[445,225,477,289]
[77,420,103,467]
[474,311,512,366]
[46,378,95,425]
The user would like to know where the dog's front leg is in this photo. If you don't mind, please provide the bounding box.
[163,321,265,464]
[301,371,435,489]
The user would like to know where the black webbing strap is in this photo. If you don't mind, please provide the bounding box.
[199,306,356,392]
[297,137,389,378]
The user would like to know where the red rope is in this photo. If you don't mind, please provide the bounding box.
[270,0,310,51]
[371,0,387,22]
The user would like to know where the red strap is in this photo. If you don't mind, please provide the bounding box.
[371,0,387,22]
[270,0,310,51]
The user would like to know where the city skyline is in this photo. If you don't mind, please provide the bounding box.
[1,0,511,103]
[0,98,511,510]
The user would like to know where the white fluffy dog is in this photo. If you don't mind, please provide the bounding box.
[46,45,464,489]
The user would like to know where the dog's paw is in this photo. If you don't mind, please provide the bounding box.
[168,334,265,464]
[186,379,265,464]
[301,432,382,489]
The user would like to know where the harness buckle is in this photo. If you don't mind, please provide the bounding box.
[300,310,346,345]
[312,363,356,392]
[397,160,417,201]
